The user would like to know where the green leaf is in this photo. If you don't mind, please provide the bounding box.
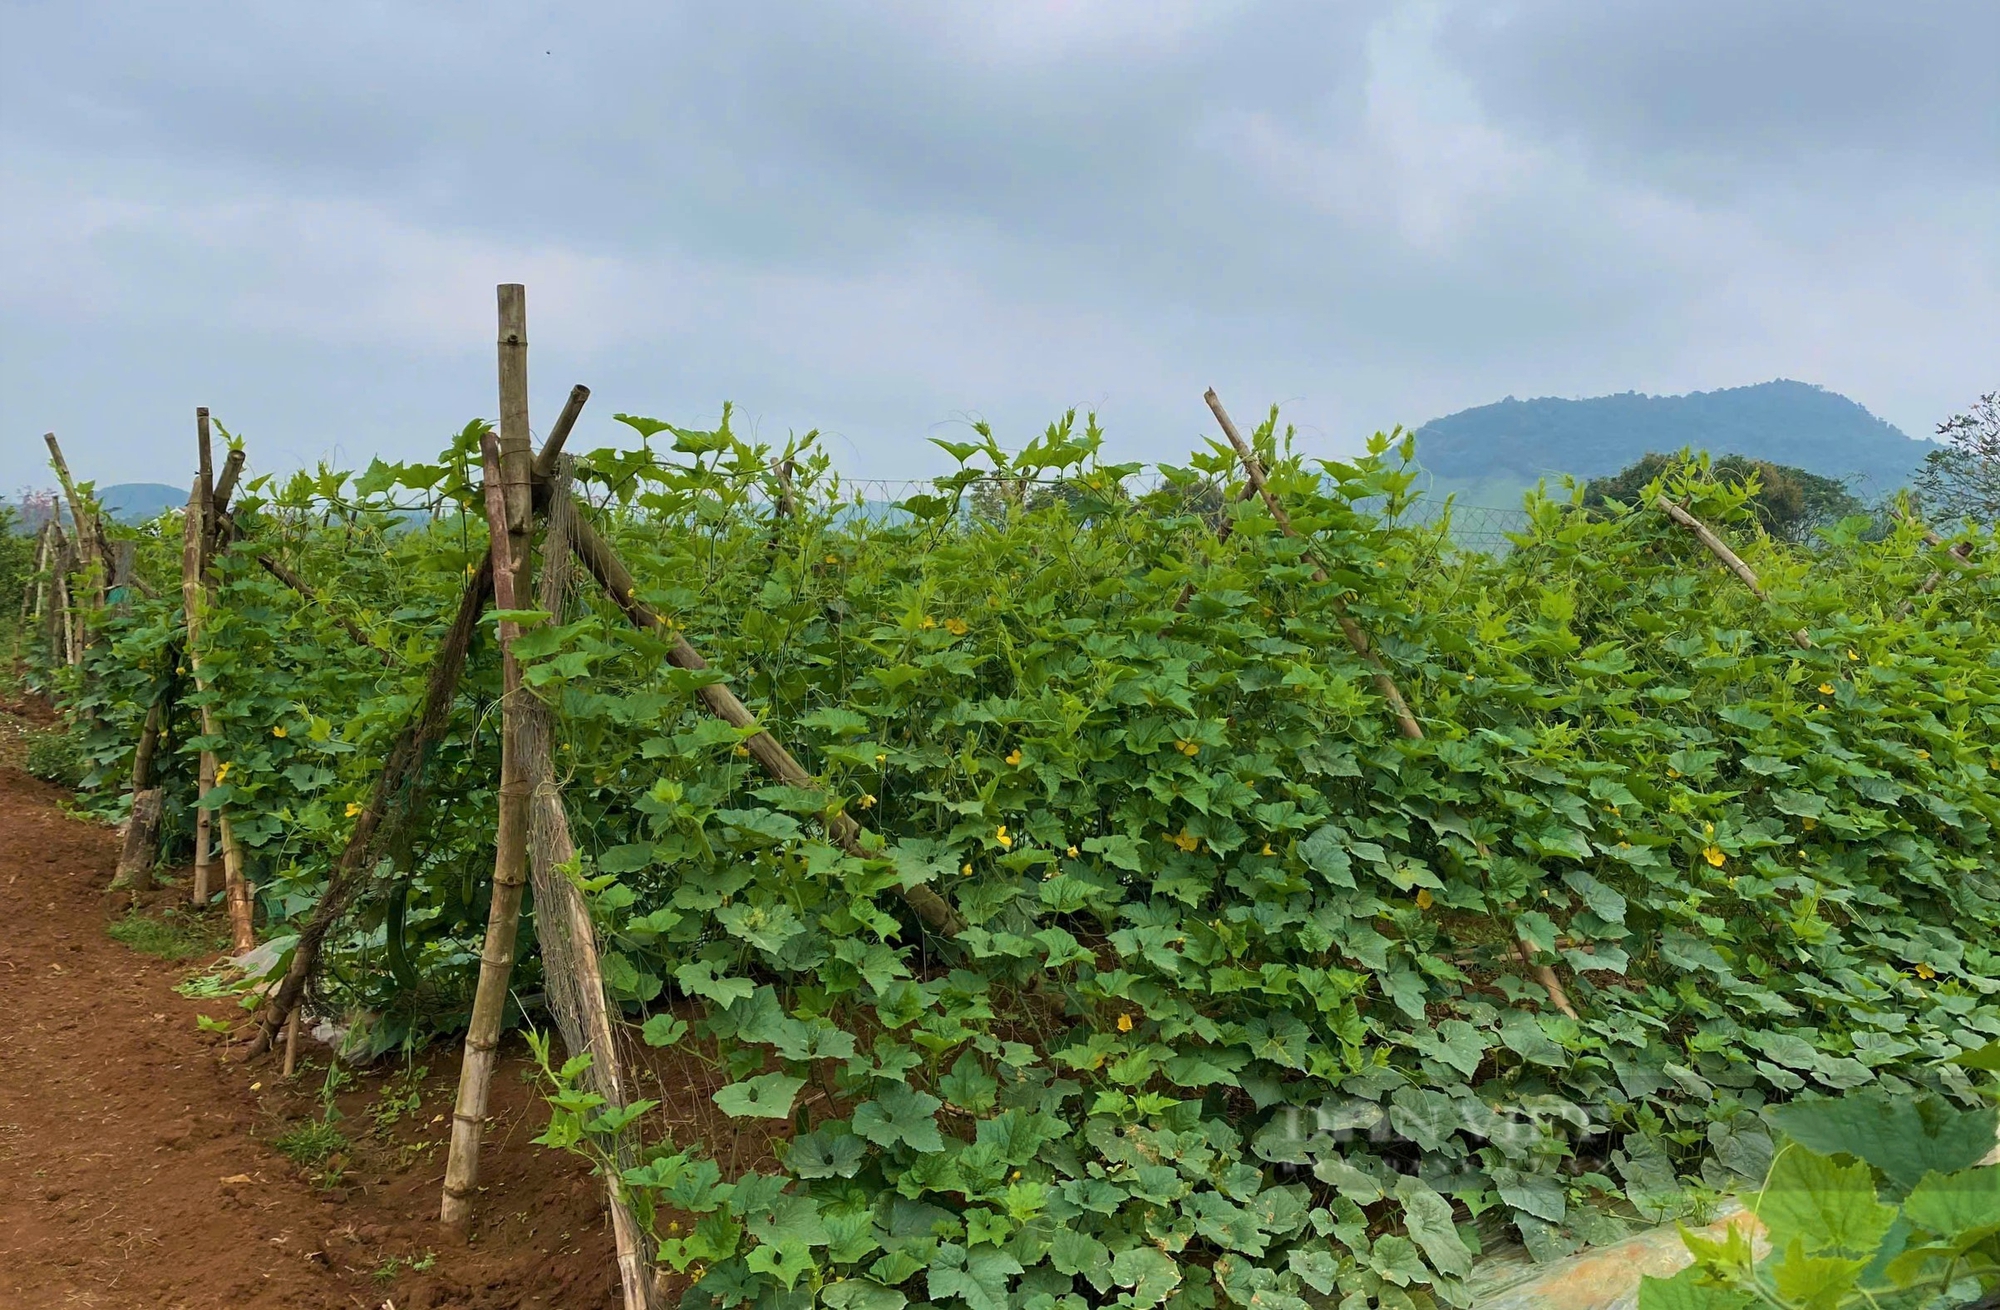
[1395,1175,1473,1279]
[712,1072,806,1120]
[821,1280,907,1310]
[1754,1146,1897,1257]
[1111,1247,1181,1310]
[927,1245,1022,1310]
[852,1082,944,1153]
[1637,1266,1752,1310]
[1901,1165,2000,1249]
[1767,1237,1866,1309]
[787,1128,867,1180]
[640,1013,688,1047]
[1768,1093,2000,1193]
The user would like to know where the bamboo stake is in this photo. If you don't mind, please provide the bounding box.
[441,432,536,1228]
[245,556,493,1057]
[532,383,591,480]
[282,1007,301,1079]
[44,433,105,612]
[179,476,215,907]
[1656,495,1812,649]
[114,788,164,894]
[1204,389,1424,741]
[212,448,246,519]
[563,502,965,937]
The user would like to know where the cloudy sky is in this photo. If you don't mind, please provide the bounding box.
[3,1,1994,496]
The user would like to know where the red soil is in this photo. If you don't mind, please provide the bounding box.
[0,701,627,1309]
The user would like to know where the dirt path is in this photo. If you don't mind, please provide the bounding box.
[0,699,623,1309]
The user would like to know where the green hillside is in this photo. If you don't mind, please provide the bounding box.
[1414,379,1939,507]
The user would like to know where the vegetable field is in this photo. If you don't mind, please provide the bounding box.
[18,287,2000,1310]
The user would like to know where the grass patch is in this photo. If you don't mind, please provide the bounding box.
[107,908,226,962]
[272,1117,349,1169]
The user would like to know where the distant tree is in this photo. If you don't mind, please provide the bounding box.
[0,504,35,621]
[1913,392,2000,525]
[1584,452,1865,542]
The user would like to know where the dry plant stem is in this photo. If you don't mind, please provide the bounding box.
[244,556,493,1057]
[441,291,537,1228]
[1514,939,1580,1020]
[520,499,657,1308]
[563,500,966,937]
[1656,495,1812,650]
[1203,389,1424,741]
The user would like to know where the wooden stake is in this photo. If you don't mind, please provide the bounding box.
[1656,496,1812,649]
[114,788,165,894]
[1203,389,1424,741]
[282,1007,301,1079]
[563,499,964,936]
[441,432,536,1228]
[245,556,493,1057]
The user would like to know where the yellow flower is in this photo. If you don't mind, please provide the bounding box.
[858,794,876,810]
[961,862,973,876]
[1703,845,1726,868]
[1010,1170,1022,1181]
[1847,649,1859,661]
[1802,816,1818,831]
[1914,962,1936,980]
[1818,683,1834,695]
[1703,821,1715,837]
[944,617,968,636]
[1116,1014,1134,1033]
[1667,767,1681,778]
[214,761,232,784]
[734,743,751,757]
[875,753,887,765]
[1260,843,1274,857]
[920,616,937,630]
[1005,748,1023,766]
[345,802,362,817]
[995,825,1012,849]
[1170,830,1200,853]
[1415,889,1434,910]
[1066,845,1079,858]
[824,555,838,565]
[1174,740,1199,757]
[271,725,287,738]
[1916,749,1930,760]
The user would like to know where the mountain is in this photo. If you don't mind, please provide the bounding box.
[1412,380,1939,506]
[98,483,188,523]
[8,482,186,532]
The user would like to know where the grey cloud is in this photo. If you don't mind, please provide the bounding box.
[2,1,1992,492]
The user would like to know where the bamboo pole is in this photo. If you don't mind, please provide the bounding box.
[532,383,591,480]
[441,432,536,1228]
[563,499,964,936]
[1203,389,1424,741]
[44,433,104,612]
[1656,495,1812,649]
[180,476,215,907]
[245,556,493,1057]
[114,788,164,894]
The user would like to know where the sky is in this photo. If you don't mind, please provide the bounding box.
[3,1,1995,496]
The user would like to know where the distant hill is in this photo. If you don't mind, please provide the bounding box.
[99,483,187,522]
[1413,380,1939,507]
[8,482,185,532]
